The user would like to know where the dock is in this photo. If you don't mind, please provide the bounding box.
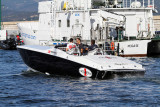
[153,16,160,31]
[1,21,38,30]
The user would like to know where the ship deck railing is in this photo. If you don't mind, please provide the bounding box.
[104,0,155,9]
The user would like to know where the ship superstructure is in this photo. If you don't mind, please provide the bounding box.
[98,0,155,39]
[18,0,125,46]
[18,0,156,57]
[92,0,156,57]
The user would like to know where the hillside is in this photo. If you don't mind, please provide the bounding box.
[2,10,38,22]
[2,0,160,12]
[1,0,44,21]
[2,0,50,12]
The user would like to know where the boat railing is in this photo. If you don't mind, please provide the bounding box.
[103,46,119,55]
[102,42,121,56]
[104,0,154,9]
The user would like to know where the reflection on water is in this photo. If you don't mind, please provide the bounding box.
[0,50,160,106]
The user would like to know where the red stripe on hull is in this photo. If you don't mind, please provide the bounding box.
[120,54,147,57]
[84,68,87,76]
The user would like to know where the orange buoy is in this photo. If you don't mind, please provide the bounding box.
[111,42,115,51]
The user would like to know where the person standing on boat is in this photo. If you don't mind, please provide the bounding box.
[76,38,84,55]
[88,40,98,51]
[66,38,76,52]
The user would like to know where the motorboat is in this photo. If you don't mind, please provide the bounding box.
[17,45,145,79]
[17,0,146,79]
[0,30,21,50]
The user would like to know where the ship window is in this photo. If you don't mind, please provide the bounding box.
[67,20,70,27]
[58,20,61,27]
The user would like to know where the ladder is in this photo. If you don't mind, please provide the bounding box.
[51,0,56,27]
[50,0,57,39]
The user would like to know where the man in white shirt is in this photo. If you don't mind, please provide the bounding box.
[66,38,76,52]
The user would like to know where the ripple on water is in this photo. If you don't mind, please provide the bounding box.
[0,50,160,106]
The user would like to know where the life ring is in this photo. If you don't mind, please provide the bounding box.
[111,42,115,50]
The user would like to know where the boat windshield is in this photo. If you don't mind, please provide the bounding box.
[55,44,104,56]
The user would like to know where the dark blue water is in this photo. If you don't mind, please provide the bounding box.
[0,50,160,106]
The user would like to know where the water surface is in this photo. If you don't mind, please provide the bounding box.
[0,50,160,106]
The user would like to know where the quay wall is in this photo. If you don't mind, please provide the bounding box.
[154,16,160,31]
[1,21,38,30]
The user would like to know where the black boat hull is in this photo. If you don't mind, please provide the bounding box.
[0,39,17,50]
[18,48,109,79]
[147,40,160,56]
[18,47,145,79]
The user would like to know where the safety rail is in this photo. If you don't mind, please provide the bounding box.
[105,0,154,9]
[103,46,118,55]
[123,0,154,8]
[103,42,120,56]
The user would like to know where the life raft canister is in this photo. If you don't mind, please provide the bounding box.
[111,41,115,51]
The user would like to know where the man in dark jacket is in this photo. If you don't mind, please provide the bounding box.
[88,40,98,51]
[76,38,84,55]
